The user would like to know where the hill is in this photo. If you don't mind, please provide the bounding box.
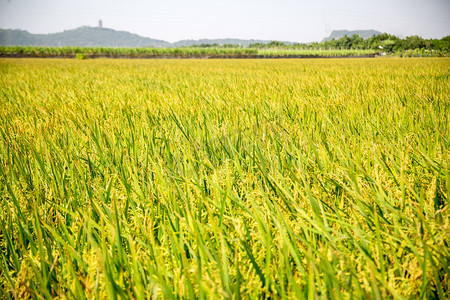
[0,27,171,47]
[1,27,388,48]
[322,30,382,42]
[0,27,295,48]
[173,38,278,47]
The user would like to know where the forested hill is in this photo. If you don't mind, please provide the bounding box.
[173,39,278,47]
[0,27,171,47]
[0,27,285,48]
[1,27,447,51]
[0,27,288,48]
[322,30,382,42]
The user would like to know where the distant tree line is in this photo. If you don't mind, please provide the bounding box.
[309,33,450,53]
[186,43,245,48]
[2,33,449,59]
[188,33,450,55]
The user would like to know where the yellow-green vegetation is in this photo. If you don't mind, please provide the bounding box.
[0,46,377,58]
[0,58,449,299]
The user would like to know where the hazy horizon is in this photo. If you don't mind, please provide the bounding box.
[1,0,449,43]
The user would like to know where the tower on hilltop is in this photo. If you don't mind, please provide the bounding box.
[98,19,103,28]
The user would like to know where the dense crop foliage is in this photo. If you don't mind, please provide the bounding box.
[248,34,450,56]
[0,46,258,58]
[0,46,376,58]
[257,49,376,58]
[0,58,449,299]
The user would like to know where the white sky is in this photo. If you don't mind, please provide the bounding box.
[0,0,449,43]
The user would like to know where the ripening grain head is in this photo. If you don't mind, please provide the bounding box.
[0,58,449,299]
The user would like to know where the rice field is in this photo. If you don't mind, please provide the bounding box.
[0,58,449,299]
[0,46,377,58]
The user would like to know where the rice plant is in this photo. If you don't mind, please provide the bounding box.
[0,46,376,58]
[0,58,449,299]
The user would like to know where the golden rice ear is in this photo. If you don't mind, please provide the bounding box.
[0,57,447,299]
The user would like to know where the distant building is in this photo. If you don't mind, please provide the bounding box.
[98,19,103,28]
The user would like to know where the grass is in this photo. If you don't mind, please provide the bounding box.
[0,58,449,299]
[257,49,377,57]
[0,46,376,58]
